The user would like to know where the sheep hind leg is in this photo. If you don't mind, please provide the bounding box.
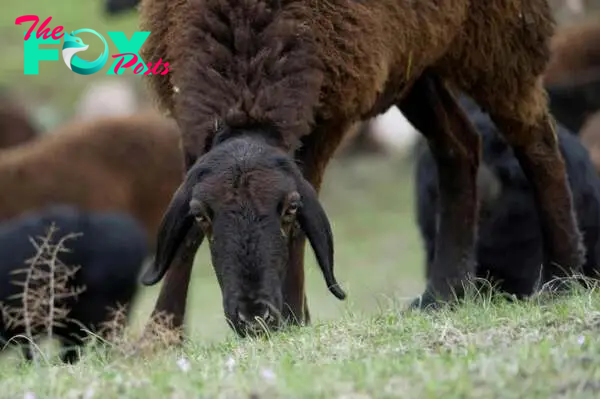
[479,87,585,292]
[398,73,481,310]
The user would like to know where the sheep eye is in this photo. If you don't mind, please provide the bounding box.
[282,202,299,224]
[190,199,211,227]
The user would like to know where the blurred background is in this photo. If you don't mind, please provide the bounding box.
[1,0,599,342]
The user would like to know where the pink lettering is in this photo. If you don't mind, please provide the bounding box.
[143,63,153,75]
[112,53,139,74]
[161,62,171,75]
[15,15,64,41]
[15,15,39,41]
[51,25,64,40]
[36,17,52,39]
[133,62,145,75]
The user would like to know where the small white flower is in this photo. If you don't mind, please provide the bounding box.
[24,392,36,399]
[225,356,236,372]
[260,368,276,383]
[177,357,191,373]
[84,387,95,399]
[578,335,585,345]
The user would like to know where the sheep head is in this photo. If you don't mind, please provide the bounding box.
[140,133,346,337]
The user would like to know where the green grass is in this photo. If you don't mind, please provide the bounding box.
[0,157,599,398]
[2,3,600,398]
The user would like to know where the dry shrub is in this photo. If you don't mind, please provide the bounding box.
[0,223,86,363]
[1,222,181,363]
[97,305,184,358]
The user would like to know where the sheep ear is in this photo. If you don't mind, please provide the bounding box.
[296,178,346,300]
[140,181,201,285]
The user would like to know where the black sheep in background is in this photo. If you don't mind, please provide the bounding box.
[414,95,600,299]
[546,77,600,134]
[104,0,139,15]
[0,206,148,363]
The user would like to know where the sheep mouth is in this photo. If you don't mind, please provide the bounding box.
[227,301,283,337]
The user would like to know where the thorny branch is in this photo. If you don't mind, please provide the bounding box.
[0,223,86,364]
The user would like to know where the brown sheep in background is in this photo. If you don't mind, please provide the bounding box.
[0,89,39,150]
[544,15,600,132]
[0,114,184,249]
[544,14,600,86]
[138,0,585,337]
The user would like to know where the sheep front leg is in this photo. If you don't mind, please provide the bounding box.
[142,225,202,342]
[282,124,348,324]
[398,74,481,309]
[282,164,325,325]
[284,233,311,325]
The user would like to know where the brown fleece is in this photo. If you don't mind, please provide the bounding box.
[0,114,184,248]
[544,14,600,85]
[139,0,585,323]
[0,94,39,149]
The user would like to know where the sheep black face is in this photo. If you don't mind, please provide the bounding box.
[141,135,346,337]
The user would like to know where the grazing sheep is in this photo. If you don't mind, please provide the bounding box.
[0,205,149,364]
[415,96,600,299]
[543,16,600,132]
[138,0,585,335]
[0,90,39,149]
[0,114,184,249]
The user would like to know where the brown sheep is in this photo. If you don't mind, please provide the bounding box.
[543,15,600,132]
[544,15,600,86]
[0,114,184,249]
[138,0,585,337]
[0,90,39,149]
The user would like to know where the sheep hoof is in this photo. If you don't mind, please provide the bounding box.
[407,291,446,311]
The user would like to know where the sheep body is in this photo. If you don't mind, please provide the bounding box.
[543,16,600,132]
[415,97,600,297]
[141,0,554,157]
[544,15,600,86]
[0,114,184,248]
[0,205,149,363]
[0,90,39,150]
[139,0,585,331]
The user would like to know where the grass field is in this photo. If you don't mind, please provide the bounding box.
[2,3,600,398]
[0,157,599,398]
